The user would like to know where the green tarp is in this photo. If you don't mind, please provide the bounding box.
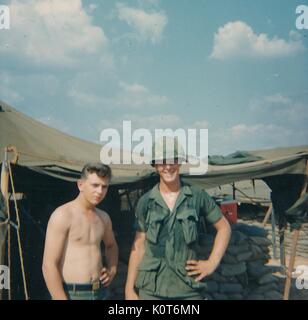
[209,151,264,165]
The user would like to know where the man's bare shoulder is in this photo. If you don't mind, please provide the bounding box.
[96,208,112,225]
[48,201,74,228]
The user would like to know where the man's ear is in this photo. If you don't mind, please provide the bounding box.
[154,164,160,173]
[77,179,83,191]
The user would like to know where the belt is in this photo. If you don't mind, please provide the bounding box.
[63,280,103,291]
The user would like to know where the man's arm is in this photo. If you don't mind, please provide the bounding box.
[100,213,119,287]
[42,209,70,300]
[125,231,146,300]
[186,216,231,281]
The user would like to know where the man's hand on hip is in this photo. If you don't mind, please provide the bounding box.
[185,259,218,282]
[100,267,116,287]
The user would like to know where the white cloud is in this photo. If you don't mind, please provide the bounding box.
[126,113,182,129]
[0,0,108,66]
[68,88,102,109]
[88,3,98,13]
[137,0,161,7]
[248,93,308,126]
[115,81,169,108]
[192,120,210,129]
[0,72,24,103]
[208,122,293,154]
[230,123,276,137]
[0,86,24,104]
[223,92,308,153]
[249,93,292,112]
[116,3,167,44]
[211,21,305,60]
[264,94,291,105]
[67,77,169,110]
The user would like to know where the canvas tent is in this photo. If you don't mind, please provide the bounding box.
[1,100,308,189]
[0,100,308,299]
[0,100,155,188]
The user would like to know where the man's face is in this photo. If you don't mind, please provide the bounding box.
[155,161,181,184]
[78,173,109,206]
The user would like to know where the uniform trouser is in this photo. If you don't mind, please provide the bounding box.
[64,287,109,300]
[139,289,204,300]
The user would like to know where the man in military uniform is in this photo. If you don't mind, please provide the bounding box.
[125,137,231,300]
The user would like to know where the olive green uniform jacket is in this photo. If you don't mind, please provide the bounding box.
[134,182,222,298]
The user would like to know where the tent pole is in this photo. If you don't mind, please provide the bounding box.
[283,159,308,300]
[278,217,286,272]
[271,206,277,259]
[0,148,11,300]
[125,190,133,212]
[232,182,235,200]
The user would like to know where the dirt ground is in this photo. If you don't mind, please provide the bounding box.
[268,255,308,300]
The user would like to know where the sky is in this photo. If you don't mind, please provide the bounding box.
[0,0,308,155]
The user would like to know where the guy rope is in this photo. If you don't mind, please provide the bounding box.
[1,146,29,300]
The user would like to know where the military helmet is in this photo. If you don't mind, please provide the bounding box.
[150,136,187,166]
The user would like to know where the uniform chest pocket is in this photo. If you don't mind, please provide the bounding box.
[176,209,199,245]
[145,210,166,244]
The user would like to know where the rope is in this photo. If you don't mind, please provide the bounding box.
[0,218,9,226]
[8,162,29,300]
[6,194,11,300]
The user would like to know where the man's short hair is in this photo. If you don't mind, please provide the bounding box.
[81,163,112,181]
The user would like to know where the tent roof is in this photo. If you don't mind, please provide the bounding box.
[0,100,153,185]
[1,100,308,189]
[183,147,308,188]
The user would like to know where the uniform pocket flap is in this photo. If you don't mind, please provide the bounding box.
[138,257,162,271]
[176,209,199,221]
[146,210,167,224]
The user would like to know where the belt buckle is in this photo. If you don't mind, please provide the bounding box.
[92,280,100,291]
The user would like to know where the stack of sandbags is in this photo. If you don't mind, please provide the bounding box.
[199,223,282,300]
[199,229,248,300]
[244,233,281,300]
[263,223,308,259]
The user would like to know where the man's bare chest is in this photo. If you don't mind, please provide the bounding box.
[69,215,105,245]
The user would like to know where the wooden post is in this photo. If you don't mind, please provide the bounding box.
[262,203,272,226]
[283,228,300,300]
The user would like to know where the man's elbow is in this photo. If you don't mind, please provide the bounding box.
[42,260,58,278]
[42,261,49,280]
[223,218,232,240]
[217,216,232,235]
[106,241,119,252]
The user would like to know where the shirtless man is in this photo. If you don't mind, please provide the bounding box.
[42,163,118,300]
